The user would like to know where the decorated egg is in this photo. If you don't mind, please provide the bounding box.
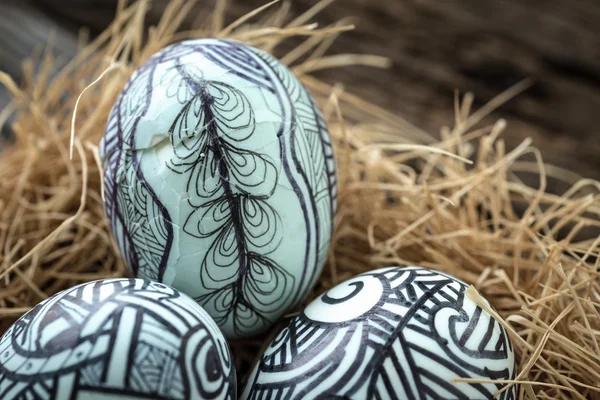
[100,39,337,339]
[0,279,236,399]
[242,266,516,399]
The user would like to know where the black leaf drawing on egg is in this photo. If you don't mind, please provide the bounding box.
[101,39,338,337]
[164,59,294,337]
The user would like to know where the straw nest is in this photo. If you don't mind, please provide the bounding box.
[1,1,599,398]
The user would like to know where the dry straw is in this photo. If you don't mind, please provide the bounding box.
[0,0,599,398]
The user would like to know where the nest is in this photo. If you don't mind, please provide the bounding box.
[1,1,599,398]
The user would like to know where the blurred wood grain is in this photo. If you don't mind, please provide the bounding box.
[1,0,600,183]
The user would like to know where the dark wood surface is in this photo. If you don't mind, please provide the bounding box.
[1,0,600,181]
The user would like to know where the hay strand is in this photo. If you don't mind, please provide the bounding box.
[0,1,598,398]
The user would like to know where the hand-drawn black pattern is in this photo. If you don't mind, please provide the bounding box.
[0,279,236,400]
[100,38,337,338]
[162,58,295,338]
[193,39,337,310]
[250,48,338,295]
[101,60,173,282]
[242,267,517,400]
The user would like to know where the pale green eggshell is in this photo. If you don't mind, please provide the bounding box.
[100,39,337,338]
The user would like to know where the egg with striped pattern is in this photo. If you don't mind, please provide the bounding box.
[242,266,516,400]
[0,279,235,399]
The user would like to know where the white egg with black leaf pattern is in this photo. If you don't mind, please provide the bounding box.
[100,39,337,339]
[0,279,236,400]
[242,266,517,400]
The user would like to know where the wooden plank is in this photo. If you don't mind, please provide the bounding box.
[8,0,600,183]
[0,0,79,137]
[263,0,600,182]
[0,1,78,80]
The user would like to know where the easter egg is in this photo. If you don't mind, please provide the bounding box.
[241,267,516,399]
[100,39,337,339]
[0,279,236,400]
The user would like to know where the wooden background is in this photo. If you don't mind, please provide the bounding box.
[1,0,600,182]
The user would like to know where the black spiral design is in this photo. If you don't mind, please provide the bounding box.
[242,267,517,400]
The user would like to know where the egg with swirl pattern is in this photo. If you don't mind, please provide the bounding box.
[0,279,235,400]
[100,39,337,338]
[242,266,517,400]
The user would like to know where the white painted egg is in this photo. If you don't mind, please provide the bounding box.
[242,266,517,400]
[100,39,337,339]
[0,279,236,399]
